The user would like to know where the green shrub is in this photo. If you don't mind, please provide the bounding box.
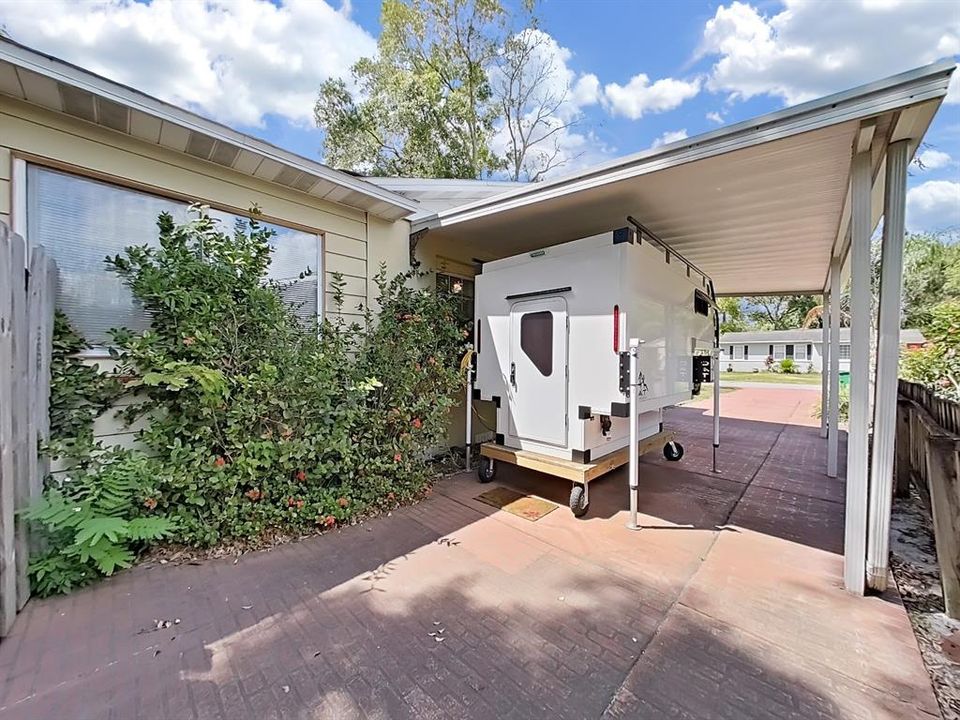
[779,358,795,374]
[813,385,850,424]
[900,300,960,401]
[32,207,467,593]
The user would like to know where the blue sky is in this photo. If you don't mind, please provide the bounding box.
[1,0,958,232]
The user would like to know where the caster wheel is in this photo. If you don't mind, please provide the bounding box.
[569,484,589,518]
[477,456,496,483]
[663,441,684,462]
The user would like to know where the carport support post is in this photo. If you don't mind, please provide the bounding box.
[866,140,909,592]
[827,258,842,478]
[820,290,830,439]
[627,338,642,531]
[844,144,873,595]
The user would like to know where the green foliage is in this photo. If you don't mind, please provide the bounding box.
[315,0,539,179]
[23,449,176,596]
[717,297,745,333]
[48,311,122,446]
[900,300,960,401]
[814,385,850,423]
[104,206,465,547]
[778,358,795,374]
[895,233,960,329]
[35,206,465,595]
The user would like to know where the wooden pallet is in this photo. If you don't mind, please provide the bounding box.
[479,431,674,484]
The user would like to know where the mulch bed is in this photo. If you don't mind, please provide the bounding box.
[891,487,960,719]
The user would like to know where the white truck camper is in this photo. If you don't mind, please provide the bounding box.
[469,219,721,520]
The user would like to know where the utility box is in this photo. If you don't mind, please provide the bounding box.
[473,226,717,463]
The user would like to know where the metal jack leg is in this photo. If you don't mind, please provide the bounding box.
[627,338,644,531]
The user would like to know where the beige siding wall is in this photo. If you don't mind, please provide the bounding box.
[0,98,419,450]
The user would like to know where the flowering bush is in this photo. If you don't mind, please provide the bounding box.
[31,207,465,593]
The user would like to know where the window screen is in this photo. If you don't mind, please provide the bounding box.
[520,311,553,376]
[733,345,744,360]
[26,166,320,344]
[839,344,851,360]
[773,344,786,360]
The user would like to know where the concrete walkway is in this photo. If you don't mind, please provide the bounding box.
[0,388,937,719]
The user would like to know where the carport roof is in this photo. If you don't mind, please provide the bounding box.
[413,61,956,296]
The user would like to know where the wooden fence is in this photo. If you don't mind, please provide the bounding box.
[0,222,57,636]
[897,378,960,618]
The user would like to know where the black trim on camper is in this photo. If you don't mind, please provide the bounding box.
[578,406,592,420]
[572,449,592,463]
[505,286,572,301]
[612,227,636,245]
[492,395,501,408]
[610,402,629,417]
[495,433,505,445]
[472,388,482,400]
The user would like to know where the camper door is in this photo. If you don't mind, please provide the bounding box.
[507,297,568,446]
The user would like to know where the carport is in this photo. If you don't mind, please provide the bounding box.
[411,60,957,595]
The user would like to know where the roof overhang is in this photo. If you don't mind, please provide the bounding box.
[0,38,420,222]
[414,61,955,295]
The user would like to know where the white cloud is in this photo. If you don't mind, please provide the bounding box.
[917,149,952,170]
[0,0,376,127]
[700,1,960,105]
[706,111,725,124]
[906,180,960,232]
[603,74,701,120]
[651,129,689,149]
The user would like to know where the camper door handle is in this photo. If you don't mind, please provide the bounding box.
[510,362,516,388]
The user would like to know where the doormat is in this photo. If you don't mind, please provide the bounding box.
[475,487,557,521]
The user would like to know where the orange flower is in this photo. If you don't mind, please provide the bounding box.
[214,456,226,468]
[182,336,195,346]
[143,497,158,510]
[394,453,402,462]
[245,488,261,502]
[412,418,422,429]
[337,497,349,508]
[296,500,305,509]
[295,470,307,482]
[323,515,336,528]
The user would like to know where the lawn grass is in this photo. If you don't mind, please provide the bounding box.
[721,371,821,385]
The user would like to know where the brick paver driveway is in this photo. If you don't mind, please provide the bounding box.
[0,388,938,719]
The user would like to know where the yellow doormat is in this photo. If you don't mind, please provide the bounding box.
[475,487,558,521]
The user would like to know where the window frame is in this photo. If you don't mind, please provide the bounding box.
[17,157,327,355]
[773,344,786,360]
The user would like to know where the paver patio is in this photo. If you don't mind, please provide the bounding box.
[0,387,937,719]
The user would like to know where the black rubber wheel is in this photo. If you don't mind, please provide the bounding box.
[569,484,589,518]
[663,441,684,462]
[477,456,496,483]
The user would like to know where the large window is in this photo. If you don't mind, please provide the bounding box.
[26,166,321,345]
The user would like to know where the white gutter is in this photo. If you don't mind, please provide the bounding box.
[413,60,955,234]
[0,38,420,216]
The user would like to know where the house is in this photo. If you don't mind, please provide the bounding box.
[0,36,954,593]
[719,328,926,373]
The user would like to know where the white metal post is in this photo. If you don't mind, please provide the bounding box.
[867,140,909,592]
[712,348,721,473]
[844,146,873,595]
[465,363,473,471]
[627,338,642,531]
[820,290,830,439]
[827,257,842,478]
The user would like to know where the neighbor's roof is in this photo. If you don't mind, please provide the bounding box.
[414,61,955,296]
[721,328,926,345]
[0,38,419,222]
[365,177,525,219]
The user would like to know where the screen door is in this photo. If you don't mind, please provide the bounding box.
[507,297,568,446]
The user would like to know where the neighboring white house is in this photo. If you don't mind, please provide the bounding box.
[719,328,926,373]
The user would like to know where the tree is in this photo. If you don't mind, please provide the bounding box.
[744,295,820,330]
[895,232,960,329]
[901,300,960,401]
[315,0,573,181]
[315,0,504,178]
[717,297,746,333]
[493,27,580,182]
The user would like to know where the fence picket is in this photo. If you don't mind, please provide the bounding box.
[0,226,17,635]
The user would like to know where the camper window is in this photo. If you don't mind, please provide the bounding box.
[520,311,554,376]
[694,291,709,316]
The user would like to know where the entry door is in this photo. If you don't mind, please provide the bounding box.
[508,297,568,446]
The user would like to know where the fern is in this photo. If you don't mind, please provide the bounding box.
[26,448,175,596]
